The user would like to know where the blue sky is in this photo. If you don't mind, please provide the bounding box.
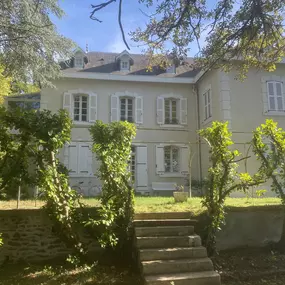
[52,0,151,54]
[52,1,220,55]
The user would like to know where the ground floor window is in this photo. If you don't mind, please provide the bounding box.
[130,146,136,183]
[164,146,180,173]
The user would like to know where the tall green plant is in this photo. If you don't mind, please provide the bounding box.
[89,121,136,248]
[252,119,285,249]
[199,121,264,255]
[0,107,84,258]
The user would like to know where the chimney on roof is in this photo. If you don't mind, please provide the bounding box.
[86,43,89,53]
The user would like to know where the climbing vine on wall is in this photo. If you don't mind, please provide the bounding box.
[0,107,85,258]
[88,121,136,249]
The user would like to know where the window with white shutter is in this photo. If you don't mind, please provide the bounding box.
[65,142,93,176]
[157,95,187,126]
[267,81,284,111]
[63,91,97,123]
[156,144,189,177]
[111,92,144,124]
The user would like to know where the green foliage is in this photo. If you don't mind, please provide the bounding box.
[0,107,85,258]
[0,0,75,86]
[252,119,285,202]
[88,121,136,248]
[93,0,285,76]
[199,121,264,255]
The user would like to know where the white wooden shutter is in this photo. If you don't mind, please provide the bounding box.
[267,82,276,110]
[78,144,89,175]
[63,92,72,118]
[156,145,165,174]
[275,82,284,111]
[68,144,78,174]
[180,98,187,125]
[111,94,119,122]
[87,144,94,176]
[135,96,143,124]
[157,97,164,124]
[89,93,97,122]
[136,146,148,187]
[180,145,189,175]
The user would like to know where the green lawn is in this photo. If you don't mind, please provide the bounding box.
[0,197,282,216]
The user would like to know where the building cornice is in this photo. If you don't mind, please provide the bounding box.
[61,72,196,84]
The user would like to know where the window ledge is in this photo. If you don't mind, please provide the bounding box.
[69,174,94,178]
[159,172,187,178]
[159,124,185,128]
[73,122,94,127]
[264,111,285,116]
[202,116,213,125]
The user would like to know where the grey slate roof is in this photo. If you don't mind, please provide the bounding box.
[61,52,200,78]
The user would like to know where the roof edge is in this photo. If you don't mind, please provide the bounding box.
[61,72,195,84]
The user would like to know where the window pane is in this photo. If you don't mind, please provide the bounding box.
[82,115,87,122]
[74,114,79,121]
[269,97,276,110]
[172,147,179,172]
[82,109,87,115]
[74,95,80,102]
[208,91,211,104]
[82,102,87,109]
[164,146,171,172]
[171,100,177,124]
[165,99,170,123]
[277,97,283,111]
[82,96,87,102]
[268,83,275,96]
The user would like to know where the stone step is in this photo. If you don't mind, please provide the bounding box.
[139,246,207,261]
[135,226,195,237]
[136,235,201,249]
[142,257,213,275]
[133,219,195,228]
[134,212,192,220]
[145,271,221,285]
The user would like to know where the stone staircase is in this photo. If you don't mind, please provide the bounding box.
[133,212,221,285]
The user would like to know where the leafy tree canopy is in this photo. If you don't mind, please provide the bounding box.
[91,0,285,78]
[0,0,75,86]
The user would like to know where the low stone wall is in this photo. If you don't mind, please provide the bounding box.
[216,206,284,250]
[0,206,284,264]
[0,208,101,264]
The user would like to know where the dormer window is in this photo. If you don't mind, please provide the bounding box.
[74,56,84,68]
[166,65,176,74]
[121,60,129,71]
[116,50,133,72]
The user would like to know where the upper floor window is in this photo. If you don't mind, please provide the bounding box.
[120,97,134,122]
[203,89,212,120]
[267,81,284,111]
[74,57,84,68]
[63,90,97,124]
[157,96,187,126]
[120,60,129,71]
[74,95,88,122]
[111,92,143,124]
[165,98,178,124]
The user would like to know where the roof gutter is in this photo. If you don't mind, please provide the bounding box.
[62,72,195,84]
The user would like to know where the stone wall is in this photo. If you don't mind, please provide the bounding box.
[0,206,284,264]
[216,206,284,250]
[0,209,101,264]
